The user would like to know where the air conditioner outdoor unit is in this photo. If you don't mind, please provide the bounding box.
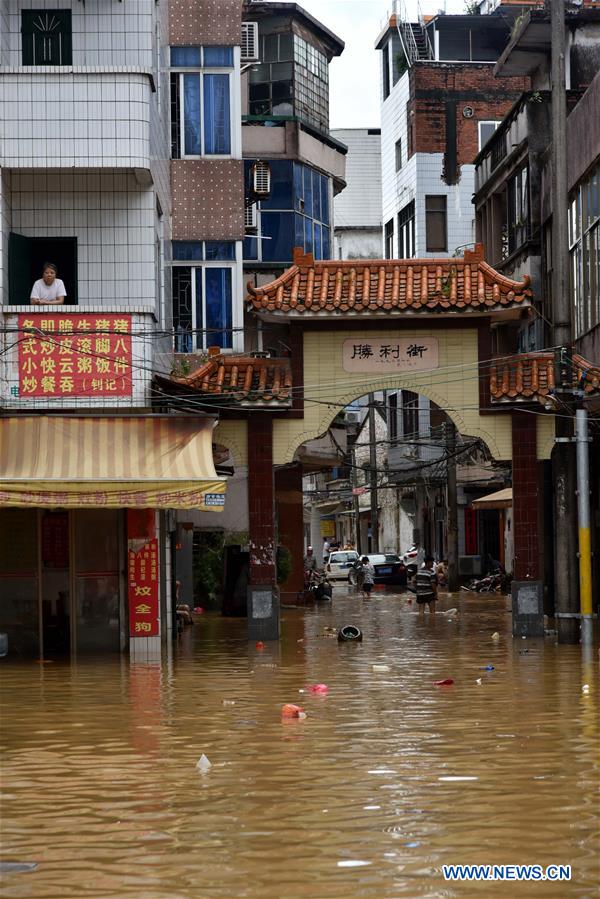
[244,202,257,233]
[252,160,271,196]
[345,410,361,424]
[459,555,482,577]
[241,22,259,61]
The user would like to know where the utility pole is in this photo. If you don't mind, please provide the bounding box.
[351,440,362,555]
[446,420,459,592]
[368,393,379,553]
[551,0,579,643]
[576,409,593,645]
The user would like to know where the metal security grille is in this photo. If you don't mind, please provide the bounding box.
[22,10,72,66]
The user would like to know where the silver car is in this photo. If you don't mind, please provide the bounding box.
[325,550,359,580]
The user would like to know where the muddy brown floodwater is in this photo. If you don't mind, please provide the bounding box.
[1,589,598,898]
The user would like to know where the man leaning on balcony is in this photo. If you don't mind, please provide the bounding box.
[30,262,67,306]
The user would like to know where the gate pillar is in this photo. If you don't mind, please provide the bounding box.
[247,415,279,640]
[275,463,304,606]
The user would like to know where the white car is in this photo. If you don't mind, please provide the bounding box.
[326,550,359,580]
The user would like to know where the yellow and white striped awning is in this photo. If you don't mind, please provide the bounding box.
[0,416,226,510]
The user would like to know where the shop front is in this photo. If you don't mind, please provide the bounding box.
[0,415,225,658]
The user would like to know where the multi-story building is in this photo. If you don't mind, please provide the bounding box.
[331,128,382,260]
[0,1,232,659]
[376,2,529,261]
[241,0,346,327]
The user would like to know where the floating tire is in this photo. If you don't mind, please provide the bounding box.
[338,625,363,642]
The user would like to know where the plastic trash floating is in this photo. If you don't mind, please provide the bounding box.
[281,703,305,718]
[196,754,212,772]
[491,632,500,641]
[307,683,329,694]
[433,678,454,686]
[372,664,390,673]
[338,625,363,642]
[481,665,495,671]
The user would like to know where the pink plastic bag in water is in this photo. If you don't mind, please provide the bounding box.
[307,684,329,694]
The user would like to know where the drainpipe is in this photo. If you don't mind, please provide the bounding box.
[576,409,593,645]
[368,394,379,553]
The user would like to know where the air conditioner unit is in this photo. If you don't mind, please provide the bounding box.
[459,555,482,577]
[252,160,271,197]
[244,202,257,233]
[241,22,259,62]
[345,410,361,424]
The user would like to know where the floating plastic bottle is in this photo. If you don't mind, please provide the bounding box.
[481,665,495,671]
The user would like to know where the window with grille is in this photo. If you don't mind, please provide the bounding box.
[384,219,394,259]
[170,47,234,158]
[395,138,403,172]
[172,242,236,352]
[398,200,415,258]
[425,196,447,252]
[402,391,419,439]
[22,10,72,66]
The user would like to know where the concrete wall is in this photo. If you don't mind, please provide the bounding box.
[331,129,381,230]
[335,228,382,261]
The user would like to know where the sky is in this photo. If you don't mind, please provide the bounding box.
[262,0,468,129]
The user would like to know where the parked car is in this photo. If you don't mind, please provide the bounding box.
[326,550,359,580]
[402,545,420,575]
[348,554,407,586]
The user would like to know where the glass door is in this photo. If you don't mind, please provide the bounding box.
[40,510,71,655]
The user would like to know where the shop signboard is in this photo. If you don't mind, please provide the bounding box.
[342,338,439,373]
[127,510,159,638]
[17,313,133,397]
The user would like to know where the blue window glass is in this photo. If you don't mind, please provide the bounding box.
[173,266,193,352]
[203,46,234,67]
[203,74,231,154]
[171,47,201,67]
[320,174,330,224]
[195,269,203,351]
[304,216,313,254]
[205,268,232,349]
[183,73,201,155]
[243,236,259,260]
[261,212,294,262]
[314,222,322,260]
[205,241,235,260]
[172,241,203,261]
[260,160,293,210]
[294,214,304,250]
[294,163,303,211]
[322,225,331,259]
[313,170,322,221]
[303,166,313,217]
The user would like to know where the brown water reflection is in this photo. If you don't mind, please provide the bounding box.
[1,590,598,898]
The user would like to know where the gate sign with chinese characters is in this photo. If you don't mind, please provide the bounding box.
[128,537,160,637]
[18,314,133,397]
[342,338,439,373]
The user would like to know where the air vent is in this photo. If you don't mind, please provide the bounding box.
[250,350,270,359]
[251,160,271,196]
[241,22,259,61]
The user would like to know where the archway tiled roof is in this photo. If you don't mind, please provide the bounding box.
[247,245,532,316]
[165,353,292,407]
[490,353,600,402]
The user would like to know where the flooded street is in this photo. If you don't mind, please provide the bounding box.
[1,589,598,898]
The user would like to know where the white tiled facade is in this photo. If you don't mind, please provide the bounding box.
[332,128,382,260]
[381,71,475,259]
[0,0,172,395]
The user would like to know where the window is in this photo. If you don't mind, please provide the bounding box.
[382,42,390,100]
[506,165,528,255]
[172,242,236,352]
[402,391,419,439]
[406,102,414,159]
[478,120,500,151]
[8,234,77,306]
[569,162,600,338]
[243,160,331,263]
[398,201,415,258]
[425,196,447,252]
[22,10,72,65]
[395,138,403,172]
[384,219,394,259]
[170,47,233,158]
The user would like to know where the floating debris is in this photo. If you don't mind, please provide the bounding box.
[196,754,212,772]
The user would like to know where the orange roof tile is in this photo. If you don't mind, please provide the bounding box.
[168,354,293,406]
[490,353,600,402]
[247,245,532,317]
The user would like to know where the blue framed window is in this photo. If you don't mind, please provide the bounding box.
[170,47,234,158]
[173,241,235,261]
[173,260,235,351]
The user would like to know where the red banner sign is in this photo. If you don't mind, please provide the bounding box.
[18,313,133,397]
[128,537,159,637]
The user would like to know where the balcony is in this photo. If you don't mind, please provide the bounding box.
[0,67,153,170]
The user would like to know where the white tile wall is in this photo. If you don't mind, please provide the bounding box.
[1,1,154,69]
[331,129,382,230]
[381,71,475,258]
